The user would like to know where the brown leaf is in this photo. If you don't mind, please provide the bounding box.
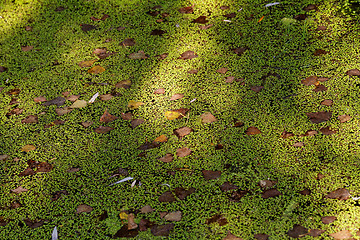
[251,86,264,93]
[338,115,351,123]
[19,167,36,177]
[287,225,308,238]
[154,135,167,143]
[100,109,118,123]
[174,127,193,139]
[158,153,174,163]
[76,204,93,213]
[24,219,44,229]
[223,232,244,240]
[151,29,166,36]
[139,219,153,231]
[87,65,105,74]
[21,46,33,51]
[120,38,136,47]
[325,188,350,200]
[293,142,305,147]
[22,115,38,124]
[314,49,328,56]
[117,26,126,31]
[42,97,66,106]
[140,205,154,214]
[306,111,332,123]
[262,189,282,199]
[11,186,29,194]
[220,182,238,191]
[156,53,168,60]
[220,6,230,10]
[93,48,116,59]
[164,211,182,221]
[202,170,221,180]
[176,147,191,157]
[224,13,236,18]
[206,214,228,226]
[127,213,138,230]
[130,119,144,128]
[313,84,327,92]
[55,107,72,117]
[170,93,184,101]
[78,60,97,68]
[329,230,352,239]
[294,14,307,20]
[81,121,93,128]
[192,16,208,24]
[304,4,318,11]
[113,225,139,238]
[100,94,113,101]
[121,112,132,120]
[0,66,8,72]
[346,69,360,76]
[94,126,113,133]
[21,144,36,152]
[308,229,325,237]
[179,6,193,14]
[51,190,69,201]
[322,216,336,224]
[259,180,277,188]
[36,162,53,173]
[174,187,195,200]
[34,96,47,102]
[138,141,160,150]
[301,75,318,86]
[217,67,228,74]
[154,88,165,94]
[280,131,295,139]
[81,24,97,31]
[179,51,198,60]
[229,190,248,201]
[299,189,311,195]
[232,47,247,56]
[320,126,337,135]
[245,127,261,135]
[159,191,176,202]
[199,24,214,30]
[7,88,21,95]
[169,108,189,119]
[128,50,147,59]
[151,224,174,236]
[254,233,269,240]
[225,76,235,83]
[200,112,217,123]
[318,77,329,82]
[321,99,333,106]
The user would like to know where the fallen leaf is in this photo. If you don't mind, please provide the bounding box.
[308,229,325,237]
[322,216,336,224]
[67,95,80,101]
[19,167,36,177]
[138,141,159,150]
[338,115,351,123]
[34,96,47,102]
[170,93,184,101]
[22,115,38,124]
[202,170,221,180]
[130,119,144,128]
[223,232,244,240]
[151,224,174,236]
[21,144,36,152]
[76,204,93,213]
[280,131,295,139]
[11,186,29,194]
[43,97,66,106]
[313,84,327,92]
[164,211,182,221]
[306,111,332,123]
[0,66,8,72]
[245,127,261,135]
[140,205,154,214]
[314,49,328,56]
[179,6,193,14]
[81,24,97,31]
[259,180,277,188]
[206,214,228,226]
[24,219,44,229]
[156,53,168,60]
[100,109,118,123]
[93,48,116,59]
[36,162,53,172]
[200,112,217,123]
[293,142,304,147]
[232,47,247,56]
[329,230,352,239]
[346,69,360,76]
[299,189,311,195]
[21,46,33,51]
[217,68,228,74]
[294,14,307,20]
[287,225,308,238]
[179,51,198,60]
[55,107,72,116]
[128,100,144,110]
[251,86,264,92]
[70,100,87,108]
[325,188,350,200]
[192,16,208,24]
[262,189,282,198]
[304,4,318,11]
[154,88,165,94]
[199,24,213,30]
[254,233,269,240]
[188,69,198,74]
[229,190,248,201]
[301,76,318,86]
[159,191,176,202]
[224,13,236,18]
[172,108,189,118]
[94,126,113,133]
[316,25,327,30]
[87,65,105,74]
[176,147,191,157]
[120,38,135,46]
[139,219,154,231]
[174,187,195,200]
[151,29,166,36]
[220,6,230,10]
[154,135,167,143]
[158,153,174,163]
[121,112,132,120]
[128,50,147,59]
[0,155,9,161]
[220,182,238,191]
[321,99,333,106]
[165,111,182,120]
[320,126,337,135]
[78,60,97,68]
[174,127,193,139]
[100,94,113,101]
[115,80,131,89]
[113,225,139,238]
[225,76,235,83]
[51,190,69,201]
[128,213,138,230]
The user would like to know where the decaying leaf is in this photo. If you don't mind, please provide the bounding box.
[94,126,113,133]
[76,204,93,213]
[280,131,295,139]
[36,162,53,172]
[164,211,182,222]
[287,225,308,238]
[346,69,360,76]
[81,24,97,31]
[151,29,166,36]
[34,96,47,102]
[128,51,147,59]
[11,186,29,194]
[87,65,105,74]
[138,141,159,150]
[169,93,184,101]
[232,47,247,56]
[159,191,176,202]
[223,232,244,240]
[24,219,44,229]
[192,16,208,24]
[329,230,352,240]
[306,111,332,123]
[78,60,97,68]
[43,97,66,106]
[150,224,174,236]
[139,219,154,231]
[140,205,154,214]
[179,6,193,14]
[154,88,165,94]
[128,100,144,110]
[174,187,195,200]
[21,144,36,152]
[217,68,228,74]
[321,216,336,224]
[254,234,268,240]
[93,48,116,59]
[320,126,337,135]
[100,109,118,123]
[220,182,238,191]
[115,80,131,89]
[325,188,350,200]
[293,142,304,147]
[262,188,282,198]
[67,95,80,101]
[321,99,333,106]
[158,153,174,163]
[202,170,221,180]
[338,115,351,123]
[81,121,93,128]
[165,111,182,120]
[120,38,136,46]
[308,229,325,237]
[313,84,327,92]
[206,214,228,226]
[301,76,318,86]
[176,147,191,157]
[251,86,264,93]
[121,112,132,120]
[200,112,217,123]
[259,180,277,188]
[179,51,198,60]
[100,94,113,101]
[70,100,87,108]
[21,46,33,51]
[245,127,261,135]
[128,213,138,230]
[314,49,328,56]
[154,135,168,143]
[113,225,139,238]
[130,119,144,128]
[174,127,193,139]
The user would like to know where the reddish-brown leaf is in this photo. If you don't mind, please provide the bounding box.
[128,213,138,230]
[174,127,193,139]
[36,162,53,172]
[314,49,328,56]
[100,94,113,101]
[76,204,93,213]
[11,186,29,194]
[338,114,351,123]
[220,182,238,191]
[67,95,79,101]
[81,121,93,128]
[254,233,269,240]
[217,67,228,74]
[34,96,47,102]
[301,76,318,86]
[179,6,193,14]
[21,46,33,51]
[220,6,230,10]
[0,66,8,72]
[81,24,97,31]
[280,131,295,139]
[138,141,160,150]
[262,188,282,199]
[158,153,174,163]
[22,115,38,124]
[321,99,333,106]
[139,219,154,231]
[130,119,144,128]
[259,180,277,188]
[174,187,195,200]
[121,112,132,120]
[294,14,307,20]
[170,93,184,101]
[232,47,247,56]
[308,229,325,237]
[19,167,36,177]
[325,188,350,200]
[287,225,308,238]
[346,69,360,76]
[128,50,147,59]
[154,88,165,94]
[225,76,235,83]
[306,111,332,123]
[206,214,228,226]
[322,216,336,224]
[223,232,244,240]
[251,86,264,93]
[176,147,191,157]
[293,142,305,147]
[42,97,66,106]
[151,29,166,36]
[24,219,44,229]
[100,109,118,123]
[172,108,189,118]
[229,190,248,201]
[223,13,236,18]
[245,127,261,135]
[313,84,327,92]
[200,112,217,123]
[199,24,213,30]
[299,189,311,195]
[192,16,208,24]
[94,126,113,133]
[159,191,176,202]
[150,224,174,236]
[120,38,135,47]
[303,4,318,11]
[113,225,139,238]
[329,230,352,240]
[51,190,69,201]
[202,170,221,180]
[179,51,198,60]
[320,126,337,135]
[156,53,168,60]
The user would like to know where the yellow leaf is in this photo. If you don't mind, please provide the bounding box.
[119,212,128,220]
[128,100,144,110]
[21,144,36,152]
[165,111,181,120]
[154,135,168,143]
[87,65,105,74]
[70,100,87,108]
[78,60,97,68]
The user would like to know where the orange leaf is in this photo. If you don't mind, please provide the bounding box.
[87,65,105,74]
[154,135,168,143]
[258,16,264,23]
